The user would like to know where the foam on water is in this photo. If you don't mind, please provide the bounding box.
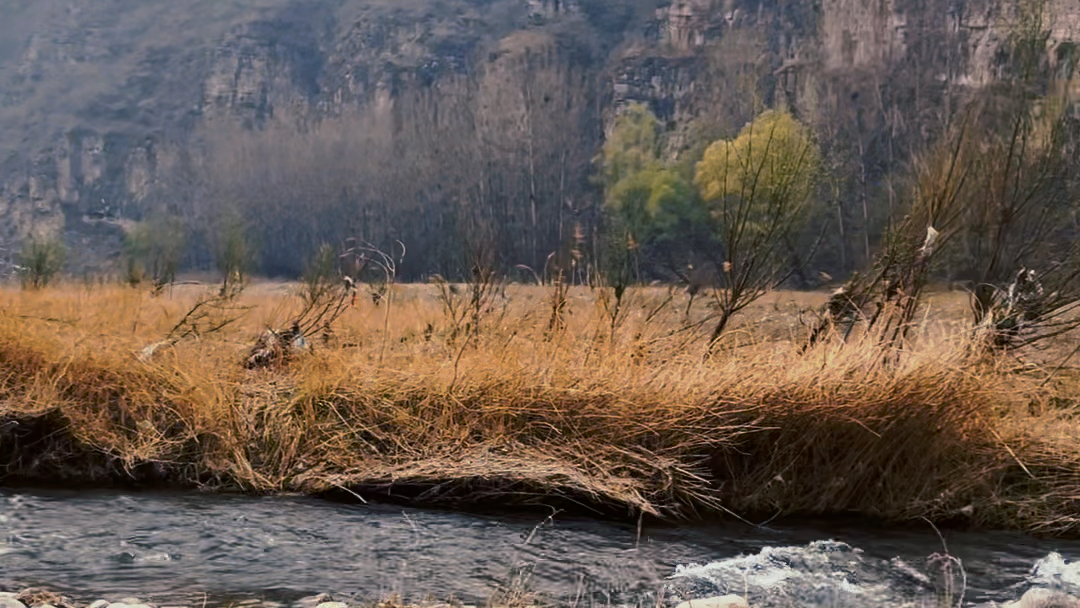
[666,540,1080,608]
[1030,552,1080,593]
[667,540,938,607]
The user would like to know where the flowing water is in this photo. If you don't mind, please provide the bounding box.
[2,489,1080,607]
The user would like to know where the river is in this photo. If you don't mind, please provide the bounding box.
[2,489,1080,607]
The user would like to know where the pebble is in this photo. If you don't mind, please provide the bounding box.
[0,598,23,608]
[314,603,349,608]
[88,602,109,608]
[675,596,750,608]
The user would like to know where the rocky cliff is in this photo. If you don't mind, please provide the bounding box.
[0,0,1075,276]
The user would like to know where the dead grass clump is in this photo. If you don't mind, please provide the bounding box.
[0,283,1078,534]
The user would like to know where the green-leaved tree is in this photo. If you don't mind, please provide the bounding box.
[599,104,705,281]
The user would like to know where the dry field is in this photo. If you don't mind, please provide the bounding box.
[1,280,1079,535]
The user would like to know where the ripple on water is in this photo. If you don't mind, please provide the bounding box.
[2,489,1080,607]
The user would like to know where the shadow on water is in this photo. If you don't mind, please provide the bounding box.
[3,488,1080,607]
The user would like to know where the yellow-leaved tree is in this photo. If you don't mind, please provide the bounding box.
[694,109,822,348]
[696,109,820,236]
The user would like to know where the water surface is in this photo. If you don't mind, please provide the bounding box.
[2,489,1079,607]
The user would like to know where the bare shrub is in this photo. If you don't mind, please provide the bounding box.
[694,110,823,352]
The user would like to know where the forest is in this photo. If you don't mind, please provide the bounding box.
[1,0,1071,306]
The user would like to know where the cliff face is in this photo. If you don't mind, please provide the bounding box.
[0,0,1075,275]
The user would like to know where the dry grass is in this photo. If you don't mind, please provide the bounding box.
[1,281,1079,534]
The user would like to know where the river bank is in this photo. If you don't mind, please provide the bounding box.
[1,284,1079,534]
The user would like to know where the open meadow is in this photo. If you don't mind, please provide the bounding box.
[2,280,1080,536]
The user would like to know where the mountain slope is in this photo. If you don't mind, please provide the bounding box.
[0,0,1074,277]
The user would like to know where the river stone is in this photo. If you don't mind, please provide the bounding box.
[295,595,331,608]
[108,601,154,608]
[88,601,109,608]
[314,602,349,608]
[1006,589,1080,608]
[0,596,24,608]
[675,596,750,608]
[16,591,61,608]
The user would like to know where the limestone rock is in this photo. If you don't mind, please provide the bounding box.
[295,595,332,608]
[675,596,750,608]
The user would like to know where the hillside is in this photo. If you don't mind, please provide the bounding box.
[0,0,1076,278]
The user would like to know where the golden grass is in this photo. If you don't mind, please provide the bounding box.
[1,281,1079,534]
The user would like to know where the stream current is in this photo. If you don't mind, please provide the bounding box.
[2,489,1080,607]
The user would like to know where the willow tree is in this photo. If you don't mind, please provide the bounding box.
[599,104,704,284]
[599,103,663,189]
[695,109,822,347]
